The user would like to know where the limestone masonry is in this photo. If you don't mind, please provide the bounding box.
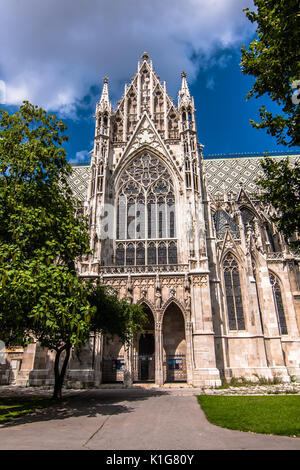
[1,53,300,387]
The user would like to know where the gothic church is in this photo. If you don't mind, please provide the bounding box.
[1,53,300,387]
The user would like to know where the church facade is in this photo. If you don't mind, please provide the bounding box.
[1,53,300,387]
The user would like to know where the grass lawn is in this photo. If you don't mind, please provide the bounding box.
[197,395,300,437]
[0,397,53,424]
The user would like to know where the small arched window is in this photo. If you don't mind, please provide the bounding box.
[158,242,167,265]
[168,242,178,265]
[223,253,245,330]
[147,242,156,265]
[269,273,288,335]
[116,244,125,266]
[126,243,135,266]
[240,207,255,232]
[136,243,145,265]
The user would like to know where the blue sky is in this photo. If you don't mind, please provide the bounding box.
[0,0,298,162]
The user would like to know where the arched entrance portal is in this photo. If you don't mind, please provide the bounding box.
[134,304,155,381]
[163,302,187,382]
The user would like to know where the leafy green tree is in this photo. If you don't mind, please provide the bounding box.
[88,282,147,343]
[241,0,300,147]
[0,101,92,398]
[0,102,146,399]
[255,156,300,249]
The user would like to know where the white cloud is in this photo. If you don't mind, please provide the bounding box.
[206,76,216,91]
[0,0,255,117]
[69,149,91,164]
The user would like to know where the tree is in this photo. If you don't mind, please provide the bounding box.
[241,0,300,147]
[88,281,147,344]
[255,156,300,249]
[0,102,146,399]
[0,101,93,398]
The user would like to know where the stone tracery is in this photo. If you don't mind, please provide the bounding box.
[116,151,177,266]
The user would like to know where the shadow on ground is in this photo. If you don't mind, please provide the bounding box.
[0,388,170,429]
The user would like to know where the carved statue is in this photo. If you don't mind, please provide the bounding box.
[184,292,191,311]
[169,287,176,297]
[155,291,162,309]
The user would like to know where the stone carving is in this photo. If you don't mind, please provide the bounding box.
[169,287,176,297]
[184,291,191,312]
[155,291,162,309]
[161,276,183,287]
[141,288,147,298]
[192,275,208,287]
[133,277,155,287]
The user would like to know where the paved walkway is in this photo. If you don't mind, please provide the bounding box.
[0,387,299,450]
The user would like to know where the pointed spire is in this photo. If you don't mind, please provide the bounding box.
[98,77,111,112]
[180,71,191,99]
[142,51,149,61]
[178,71,193,109]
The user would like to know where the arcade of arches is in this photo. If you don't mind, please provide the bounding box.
[102,302,188,384]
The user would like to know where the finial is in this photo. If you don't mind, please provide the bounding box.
[181,71,187,78]
[103,76,108,84]
[142,52,149,61]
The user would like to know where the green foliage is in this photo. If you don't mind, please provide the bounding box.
[0,101,91,351]
[0,102,147,397]
[87,281,147,344]
[255,157,300,248]
[0,101,90,269]
[217,374,284,389]
[0,102,145,338]
[241,1,300,146]
[253,373,282,386]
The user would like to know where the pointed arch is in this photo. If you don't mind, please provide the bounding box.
[222,252,245,331]
[269,271,288,335]
[115,143,182,192]
[161,298,186,321]
[240,206,256,231]
[114,150,179,266]
[162,300,187,382]
[136,298,156,314]
[220,234,244,266]
[138,301,155,329]
[213,209,239,234]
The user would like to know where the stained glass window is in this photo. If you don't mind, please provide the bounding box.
[147,242,156,265]
[115,151,177,265]
[126,243,135,265]
[223,253,245,330]
[168,242,178,264]
[116,244,125,266]
[158,242,167,265]
[269,273,288,335]
[136,243,145,265]
[240,207,255,231]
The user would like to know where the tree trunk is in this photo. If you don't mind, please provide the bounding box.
[52,344,71,400]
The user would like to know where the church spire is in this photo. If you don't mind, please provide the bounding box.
[98,76,112,113]
[179,71,191,104]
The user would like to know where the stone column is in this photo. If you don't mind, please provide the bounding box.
[93,332,103,387]
[256,263,290,381]
[185,320,194,384]
[155,321,164,385]
[123,341,133,388]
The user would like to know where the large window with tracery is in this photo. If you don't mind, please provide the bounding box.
[223,253,245,330]
[115,152,177,266]
[269,273,288,335]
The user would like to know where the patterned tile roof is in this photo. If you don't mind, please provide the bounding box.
[69,155,300,201]
[204,155,299,197]
[68,166,90,201]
